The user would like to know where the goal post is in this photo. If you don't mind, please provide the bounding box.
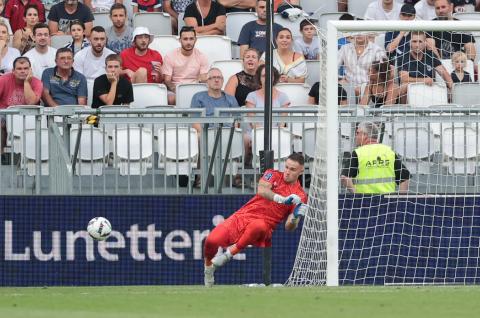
[287,20,480,287]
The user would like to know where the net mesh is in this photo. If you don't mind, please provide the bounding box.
[287,21,480,286]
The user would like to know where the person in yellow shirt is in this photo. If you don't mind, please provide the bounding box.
[341,122,410,194]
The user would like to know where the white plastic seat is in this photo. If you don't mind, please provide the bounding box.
[133,12,172,35]
[157,127,198,176]
[207,127,243,175]
[6,106,47,153]
[273,13,302,38]
[315,12,346,31]
[305,60,320,86]
[98,105,132,138]
[51,35,71,49]
[149,35,180,58]
[23,129,49,176]
[70,126,109,176]
[252,127,292,169]
[407,83,448,107]
[175,83,208,108]
[225,12,257,43]
[304,0,337,15]
[113,127,153,176]
[394,126,436,175]
[275,83,311,106]
[452,82,480,107]
[131,83,168,107]
[349,0,376,18]
[196,36,232,66]
[453,12,480,35]
[93,12,112,29]
[211,60,243,89]
[442,127,480,175]
[87,79,94,107]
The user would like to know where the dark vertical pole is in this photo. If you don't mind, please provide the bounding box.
[261,0,274,287]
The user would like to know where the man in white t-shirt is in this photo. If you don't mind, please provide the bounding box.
[73,25,115,81]
[365,0,403,20]
[415,0,437,20]
[23,23,57,79]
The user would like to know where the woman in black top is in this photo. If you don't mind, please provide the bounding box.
[359,58,400,108]
[224,47,261,106]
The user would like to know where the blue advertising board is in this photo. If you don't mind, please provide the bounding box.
[2,195,480,286]
[0,195,301,286]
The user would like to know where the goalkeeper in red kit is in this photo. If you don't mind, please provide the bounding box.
[203,153,308,287]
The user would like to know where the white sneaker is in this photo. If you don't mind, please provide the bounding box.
[204,265,215,287]
[212,251,232,268]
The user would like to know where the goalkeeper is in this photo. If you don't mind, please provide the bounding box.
[203,153,308,287]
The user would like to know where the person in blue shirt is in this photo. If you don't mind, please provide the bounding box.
[41,47,88,106]
[191,67,239,133]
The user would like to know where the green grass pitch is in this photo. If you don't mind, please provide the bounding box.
[0,285,478,318]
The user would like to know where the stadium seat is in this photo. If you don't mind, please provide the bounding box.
[93,12,112,29]
[131,83,168,107]
[302,126,322,159]
[149,35,180,58]
[453,11,480,35]
[452,82,480,107]
[70,126,109,176]
[133,12,172,36]
[178,12,185,31]
[87,79,94,107]
[207,127,243,175]
[176,83,208,108]
[99,105,133,140]
[196,36,233,66]
[276,83,311,106]
[23,129,49,176]
[273,13,302,38]
[442,126,480,175]
[303,0,338,15]
[305,60,320,86]
[113,127,153,176]
[50,35,71,49]
[157,127,198,176]
[6,106,47,153]
[349,0,375,18]
[315,12,345,31]
[225,12,257,43]
[211,60,243,89]
[407,83,448,107]
[394,125,436,175]
[252,127,292,169]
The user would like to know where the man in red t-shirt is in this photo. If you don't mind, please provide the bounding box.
[203,152,308,287]
[0,56,43,152]
[120,27,163,84]
[4,0,46,33]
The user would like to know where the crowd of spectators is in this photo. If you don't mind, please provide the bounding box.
[0,0,479,112]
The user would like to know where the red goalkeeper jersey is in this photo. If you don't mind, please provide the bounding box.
[235,169,307,229]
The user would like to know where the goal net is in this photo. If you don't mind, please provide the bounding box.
[287,19,480,286]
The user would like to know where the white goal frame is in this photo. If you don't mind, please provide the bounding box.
[322,20,480,287]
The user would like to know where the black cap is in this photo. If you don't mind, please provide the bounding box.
[400,4,416,16]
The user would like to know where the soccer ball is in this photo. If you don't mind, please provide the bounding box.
[87,217,112,241]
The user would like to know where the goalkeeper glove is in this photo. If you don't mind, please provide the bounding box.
[293,203,308,219]
[86,115,99,125]
[273,194,302,205]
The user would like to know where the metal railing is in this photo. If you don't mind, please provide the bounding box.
[3,105,480,194]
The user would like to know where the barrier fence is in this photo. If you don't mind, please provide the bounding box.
[2,105,480,195]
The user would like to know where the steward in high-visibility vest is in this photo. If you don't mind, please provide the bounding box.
[341,122,410,194]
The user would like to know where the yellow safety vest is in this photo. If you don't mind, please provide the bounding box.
[354,143,396,194]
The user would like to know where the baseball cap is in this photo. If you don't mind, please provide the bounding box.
[400,4,416,16]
